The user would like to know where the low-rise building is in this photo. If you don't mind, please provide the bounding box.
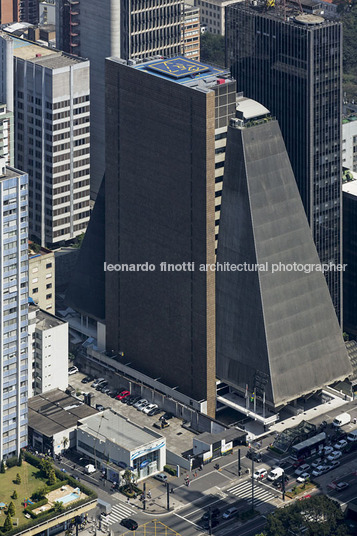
[28,388,97,455]
[77,409,166,482]
[29,241,55,312]
[342,115,357,172]
[195,0,241,35]
[28,305,68,397]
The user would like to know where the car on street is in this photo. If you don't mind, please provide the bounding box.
[328,460,340,469]
[296,472,310,483]
[311,465,329,477]
[68,366,79,375]
[222,507,239,520]
[154,473,168,483]
[147,407,161,416]
[294,464,310,476]
[323,446,334,456]
[201,518,219,530]
[120,518,138,531]
[336,482,349,492]
[246,450,262,462]
[143,403,158,414]
[133,398,148,409]
[81,375,94,384]
[293,459,306,468]
[253,468,268,480]
[116,390,130,400]
[311,458,323,469]
[334,439,348,450]
[327,450,342,461]
[273,474,290,487]
[201,508,220,521]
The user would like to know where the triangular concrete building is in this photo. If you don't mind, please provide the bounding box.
[216,104,352,409]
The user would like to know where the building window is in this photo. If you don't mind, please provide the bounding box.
[33,288,38,293]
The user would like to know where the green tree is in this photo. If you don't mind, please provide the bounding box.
[40,458,54,478]
[62,436,69,450]
[8,502,15,517]
[48,469,56,485]
[3,513,13,532]
[0,460,5,473]
[15,473,21,485]
[200,33,226,67]
[12,490,17,500]
[122,469,136,493]
[53,501,64,513]
[31,486,47,502]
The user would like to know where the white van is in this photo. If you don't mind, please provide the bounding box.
[332,413,351,427]
[267,467,284,481]
[347,429,357,442]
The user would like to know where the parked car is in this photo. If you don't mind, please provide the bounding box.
[201,508,220,521]
[101,387,111,395]
[91,378,105,388]
[136,400,149,411]
[293,459,306,468]
[96,381,108,391]
[154,420,169,429]
[160,412,174,421]
[296,472,310,483]
[323,446,334,456]
[222,507,239,520]
[133,398,148,409]
[294,464,310,476]
[336,481,349,492]
[120,519,138,531]
[246,450,262,462]
[147,407,161,417]
[154,473,168,483]
[68,366,79,375]
[127,395,141,406]
[253,468,268,480]
[96,404,105,411]
[81,375,94,384]
[327,450,342,461]
[334,440,348,450]
[116,390,130,400]
[143,403,158,414]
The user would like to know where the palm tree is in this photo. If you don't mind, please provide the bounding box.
[62,437,69,450]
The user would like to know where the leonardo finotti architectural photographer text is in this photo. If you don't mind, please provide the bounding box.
[104,262,347,274]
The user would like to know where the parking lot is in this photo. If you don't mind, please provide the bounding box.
[68,371,196,457]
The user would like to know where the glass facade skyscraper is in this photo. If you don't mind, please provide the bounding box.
[0,158,28,460]
[226,5,342,322]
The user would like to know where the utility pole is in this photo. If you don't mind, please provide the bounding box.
[143,482,146,511]
[282,470,285,502]
[166,482,170,511]
[238,448,241,477]
[251,455,255,512]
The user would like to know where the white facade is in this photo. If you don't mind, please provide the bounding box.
[28,305,68,397]
[195,0,242,35]
[0,159,29,459]
[1,33,91,248]
[77,410,166,482]
[39,1,56,25]
[342,117,357,172]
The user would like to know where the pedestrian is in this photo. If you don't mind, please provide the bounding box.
[127,497,129,503]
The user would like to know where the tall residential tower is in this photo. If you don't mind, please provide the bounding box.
[0,158,28,460]
[226,3,343,322]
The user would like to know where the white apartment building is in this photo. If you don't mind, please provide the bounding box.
[0,158,29,460]
[0,32,91,248]
[28,305,68,398]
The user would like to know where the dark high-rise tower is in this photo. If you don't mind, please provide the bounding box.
[226,4,342,323]
[105,56,237,418]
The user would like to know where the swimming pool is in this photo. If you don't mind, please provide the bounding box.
[58,490,81,505]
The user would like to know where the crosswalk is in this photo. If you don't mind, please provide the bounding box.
[227,480,276,509]
[101,503,135,526]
